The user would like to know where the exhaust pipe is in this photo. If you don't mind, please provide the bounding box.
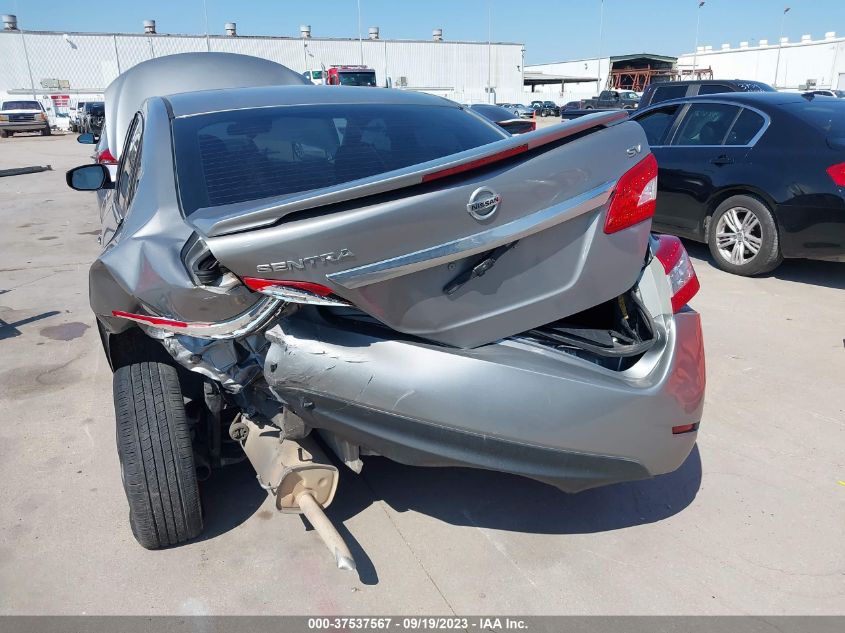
[234,415,356,572]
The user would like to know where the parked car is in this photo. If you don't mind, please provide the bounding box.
[468,103,536,134]
[65,53,704,568]
[0,99,50,137]
[69,100,86,132]
[639,79,774,109]
[80,102,105,134]
[499,103,534,119]
[631,92,845,275]
[803,89,845,99]
[582,90,640,110]
[530,100,560,116]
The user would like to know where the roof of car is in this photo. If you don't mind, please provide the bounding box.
[164,84,457,118]
[639,91,813,112]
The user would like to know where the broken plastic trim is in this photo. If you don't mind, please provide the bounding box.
[110,296,284,339]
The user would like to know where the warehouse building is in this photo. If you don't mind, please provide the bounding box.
[0,15,526,115]
[524,54,678,102]
[678,31,845,91]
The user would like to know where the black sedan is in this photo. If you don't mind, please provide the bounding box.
[467,104,536,134]
[631,92,845,275]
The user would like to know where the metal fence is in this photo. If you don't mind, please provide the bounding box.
[0,30,527,107]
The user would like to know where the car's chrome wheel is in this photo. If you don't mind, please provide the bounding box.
[715,206,763,266]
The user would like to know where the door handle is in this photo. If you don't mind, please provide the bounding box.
[710,155,734,166]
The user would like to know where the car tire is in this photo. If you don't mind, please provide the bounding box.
[584,106,594,110]
[41,126,51,136]
[707,195,782,276]
[0,130,7,138]
[113,361,203,549]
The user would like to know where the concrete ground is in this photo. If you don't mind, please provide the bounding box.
[0,133,843,616]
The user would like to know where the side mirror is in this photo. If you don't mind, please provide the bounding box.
[66,164,113,191]
[77,132,97,145]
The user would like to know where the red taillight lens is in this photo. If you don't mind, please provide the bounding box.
[242,278,334,296]
[241,278,351,307]
[654,234,700,313]
[604,153,658,234]
[97,148,117,164]
[826,162,845,186]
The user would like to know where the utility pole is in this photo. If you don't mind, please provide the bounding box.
[202,0,210,52]
[487,0,493,103]
[774,6,790,88]
[357,0,364,65]
[597,0,604,88]
[692,1,705,78]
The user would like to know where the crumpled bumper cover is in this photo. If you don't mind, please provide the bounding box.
[264,310,705,493]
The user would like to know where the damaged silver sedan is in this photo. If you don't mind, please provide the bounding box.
[67,53,705,570]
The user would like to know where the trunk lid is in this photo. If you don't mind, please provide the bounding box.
[202,116,653,348]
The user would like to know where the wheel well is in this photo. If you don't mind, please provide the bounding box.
[97,320,204,397]
[703,188,779,242]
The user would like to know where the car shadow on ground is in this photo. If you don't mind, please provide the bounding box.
[324,445,702,584]
[682,240,845,290]
[196,458,267,542]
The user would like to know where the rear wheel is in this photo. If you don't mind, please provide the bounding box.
[113,361,203,549]
[707,195,782,276]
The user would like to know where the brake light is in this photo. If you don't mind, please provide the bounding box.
[242,278,351,307]
[653,235,700,313]
[603,153,658,234]
[826,162,845,186]
[97,148,117,164]
[421,144,529,183]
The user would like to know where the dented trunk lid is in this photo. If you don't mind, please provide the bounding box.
[197,113,652,348]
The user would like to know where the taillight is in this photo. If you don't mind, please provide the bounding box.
[242,277,351,307]
[672,423,698,435]
[603,153,658,234]
[653,235,700,313]
[826,162,845,186]
[97,148,117,164]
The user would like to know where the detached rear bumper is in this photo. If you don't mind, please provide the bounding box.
[264,309,705,493]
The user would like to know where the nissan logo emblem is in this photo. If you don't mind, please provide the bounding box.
[466,187,501,221]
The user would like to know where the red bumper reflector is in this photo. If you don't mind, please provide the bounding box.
[826,162,845,186]
[111,310,189,329]
[421,144,529,183]
[242,278,335,297]
[672,423,699,435]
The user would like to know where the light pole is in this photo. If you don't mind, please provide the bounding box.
[774,6,790,88]
[202,0,210,52]
[597,0,604,88]
[692,1,705,79]
[356,0,364,65]
[487,0,493,103]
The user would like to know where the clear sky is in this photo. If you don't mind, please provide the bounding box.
[1,0,843,64]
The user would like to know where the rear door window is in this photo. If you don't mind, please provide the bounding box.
[697,83,734,96]
[634,104,681,146]
[173,103,505,216]
[725,108,766,145]
[650,85,688,104]
[672,103,741,146]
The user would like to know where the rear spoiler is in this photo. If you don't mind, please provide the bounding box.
[191,110,629,238]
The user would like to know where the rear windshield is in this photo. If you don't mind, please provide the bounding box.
[338,72,376,87]
[173,103,504,216]
[785,100,845,137]
[2,101,41,110]
[471,104,517,121]
[89,104,104,115]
